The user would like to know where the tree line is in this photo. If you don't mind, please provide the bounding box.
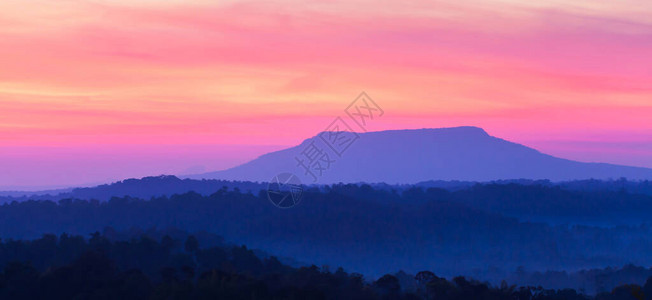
[2,231,652,299]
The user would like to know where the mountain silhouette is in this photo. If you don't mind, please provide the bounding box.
[187,126,652,183]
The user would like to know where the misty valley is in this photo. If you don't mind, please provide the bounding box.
[1,176,651,299]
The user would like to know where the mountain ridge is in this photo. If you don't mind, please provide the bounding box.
[187,126,652,183]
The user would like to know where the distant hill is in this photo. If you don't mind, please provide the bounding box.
[187,126,652,183]
[0,176,266,203]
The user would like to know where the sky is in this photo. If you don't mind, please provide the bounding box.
[0,0,650,189]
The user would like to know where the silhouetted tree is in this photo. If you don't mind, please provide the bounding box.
[184,236,199,253]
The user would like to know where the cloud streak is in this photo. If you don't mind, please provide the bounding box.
[0,0,650,185]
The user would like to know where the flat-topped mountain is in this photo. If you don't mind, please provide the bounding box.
[188,126,652,183]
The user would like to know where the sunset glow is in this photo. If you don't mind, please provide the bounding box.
[1,0,650,188]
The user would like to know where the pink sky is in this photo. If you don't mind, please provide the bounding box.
[0,0,650,189]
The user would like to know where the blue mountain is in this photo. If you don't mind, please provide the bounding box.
[188,126,652,183]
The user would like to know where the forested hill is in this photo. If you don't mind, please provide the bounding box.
[0,175,267,203]
[1,175,651,204]
[2,229,652,299]
[1,184,652,284]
